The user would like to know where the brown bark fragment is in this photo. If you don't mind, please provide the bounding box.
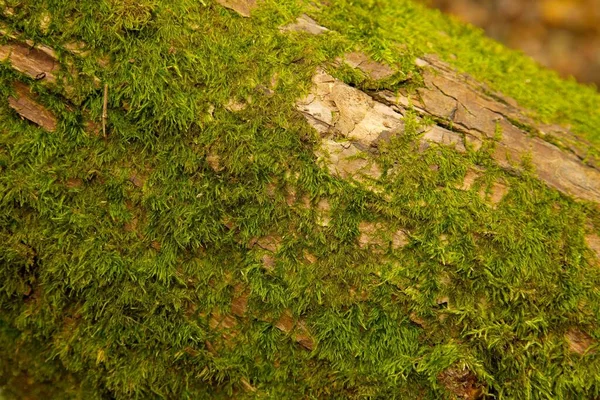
[317,139,382,180]
[293,321,315,350]
[255,235,281,252]
[203,340,217,356]
[129,173,145,188]
[231,285,249,317]
[8,82,57,131]
[299,69,403,147]
[392,230,409,249]
[298,70,401,184]
[422,125,466,152]
[209,313,237,331]
[0,40,59,83]
[459,169,482,191]
[216,0,257,17]
[409,312,426,328]
[66,178,83,189]
[274,311,314,350]
[343,52,395,81]
[124,217,138,233]
[586,234,600,261]
[358,222,386,248]
[484,180,509,206]
[387,56,600,203]
[280,14,328,35]
[206,152,223,172]
[303,250,317,264]
[225,98,247,112]
[316,198,331,227]
[274,311,295,334]
[565,328,595,355]
[64,41,90,56]
[437,367,484,399]
[85,119,102,136]
[261,254,275,271]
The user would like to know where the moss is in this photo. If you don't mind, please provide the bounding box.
[1,0,600,399]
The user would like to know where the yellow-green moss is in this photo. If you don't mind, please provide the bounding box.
[1,1,600,399]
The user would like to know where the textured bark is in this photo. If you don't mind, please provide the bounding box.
[8,81,57,132]
[216,0,257,17]
[298,54,600,204]
[0,40,59,83]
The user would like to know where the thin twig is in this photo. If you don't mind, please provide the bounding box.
[102,83,108,138]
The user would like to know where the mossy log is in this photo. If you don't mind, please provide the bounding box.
[1,1,600,399]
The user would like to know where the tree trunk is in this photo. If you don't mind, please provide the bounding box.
[1,1,599,399]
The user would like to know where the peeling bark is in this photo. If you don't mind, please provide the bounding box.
[565,327,595,355]
[8,82,57,131]
[280,14,328,35]
[342,52,395,81]
[375,56,600,203]
[298,54,600,204]
[297,69,401,182]
[437,366,485,399]
[0,40,59,83]
[216,0,257,17]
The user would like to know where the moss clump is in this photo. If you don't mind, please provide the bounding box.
[1,0,600,399]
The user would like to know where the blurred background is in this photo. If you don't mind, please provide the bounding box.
[421,0,600,87]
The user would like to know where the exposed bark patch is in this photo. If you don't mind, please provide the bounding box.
[225,98,247,112]
[129,173,145,188]
[303,250,317,264]
[255,235,281,253]
[216,0,257,17]
[342,52,395,81]
[318,139,382,180]
[209,312,238,331]
[0,40,59,83]
[484,180,509,206]
[231,285,249,317]
[565,327,595,355]
[437,367,484,399]
[274,310,295,334]
[392,230,409,249]
[261,254,275,271]
[293,320,315,350]
[209,312,239,345]
[8,82,57,131]
[300,59,600,203]
[274,310,315,350]
[66,178,83,189]
[422,125,466,153]
[64,41,90,56]
[585,234,600,262]
[280,14,328,35]
[358,222,386,248]
[375,56,600,203]
[359,222,409,251]
[459,169,482,191]
[316,198,331,227]
[298,69,403,183]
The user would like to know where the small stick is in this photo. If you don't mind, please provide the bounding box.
[102,83,108,137]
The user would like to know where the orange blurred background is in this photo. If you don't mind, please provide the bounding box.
[422,0,600,86]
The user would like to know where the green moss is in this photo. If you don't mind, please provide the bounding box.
[1,0,600,399]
